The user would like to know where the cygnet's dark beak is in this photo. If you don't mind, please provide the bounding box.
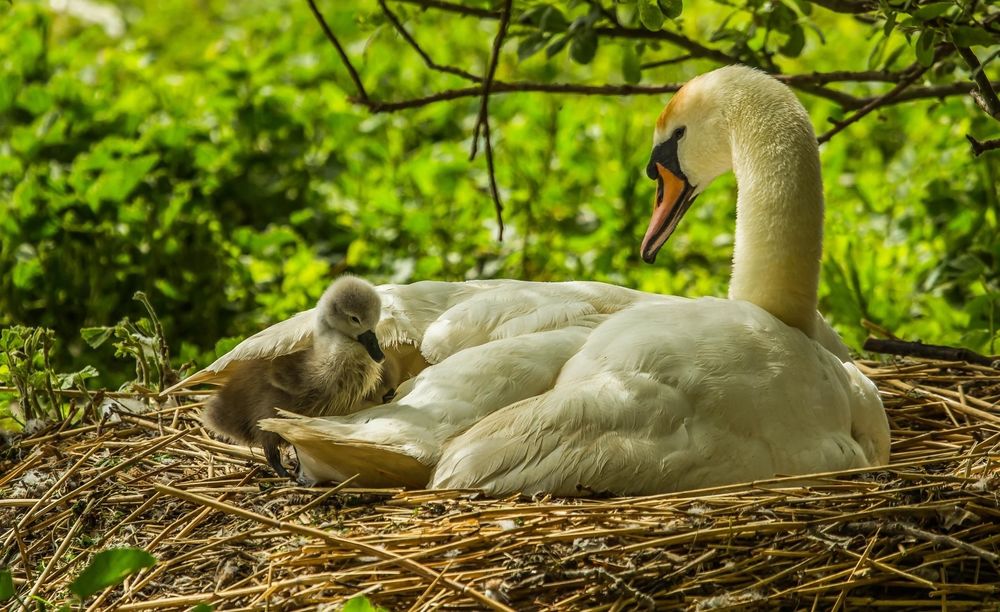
[356,330,384,362]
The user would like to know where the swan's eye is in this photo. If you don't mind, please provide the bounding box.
[350,315,361,325]
[673,126,686,140]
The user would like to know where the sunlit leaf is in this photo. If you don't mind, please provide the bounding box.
[950,26,996,47]
[0,569,14,601]
[780,24,805,57]
[622,45,642,84]
[914,28,936,65]
[569,27,597,64]
[342,595,388,612]
[912,2,952,21]
[69,548,156,600]
[638,0,664,30]
[80,328,114,349]
[658,0,683,20]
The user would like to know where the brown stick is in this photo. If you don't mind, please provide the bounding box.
[863,337,996,367]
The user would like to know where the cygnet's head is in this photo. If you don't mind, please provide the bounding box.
[642,65,788,263]
[315,276,384,362]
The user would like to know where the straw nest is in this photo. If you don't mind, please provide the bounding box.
[2,358,999,611]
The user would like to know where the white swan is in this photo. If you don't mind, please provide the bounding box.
[177,65,889,495]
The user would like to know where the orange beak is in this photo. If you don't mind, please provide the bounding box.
[640,163,693,263]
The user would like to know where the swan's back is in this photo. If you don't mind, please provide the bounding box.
[430,298,888,496]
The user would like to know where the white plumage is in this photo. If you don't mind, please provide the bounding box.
[175,65,889,496]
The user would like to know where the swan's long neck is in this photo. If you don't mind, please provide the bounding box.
[725,91,823,336]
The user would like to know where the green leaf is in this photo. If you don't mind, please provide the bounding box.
[569,27,598,64]
[517,32,548,61]
[518,6,568,33]
[780,24,805,57]
[545,33,571,58]
[914,28,936,66]
[69,548,156,600]
[657,0,683,20]
[538,7,569,33]
[80,327,114,349]
[622,45,642,84]
[342,595,387,612]
[638,0,664,31]
[882,12,896,37]
[0,569,14,601]
[950,26,996,47]
[191,605,213,612]
[912,2,952,21]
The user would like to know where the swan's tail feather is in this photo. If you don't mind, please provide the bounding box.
[260,414,431,488]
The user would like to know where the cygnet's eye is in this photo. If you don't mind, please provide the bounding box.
[672,126,686,140]
[350,315,361,325]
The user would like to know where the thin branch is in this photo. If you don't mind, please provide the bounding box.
[956,46,1000,121]
[352,81,684,113]
[806,0,877,13]
[393,0,499,18]
[640,54,693,70]
[857,81,975,105]
[470,0,512,159]
[469,0,513,241]
[378,0,481,82]
[775,70,909,85]
[594,25,740,65]
[818,64,929,144]
[392,0,742,66]
[967,134,1000,156]
[306,0,370,103]
[794,84,864,108]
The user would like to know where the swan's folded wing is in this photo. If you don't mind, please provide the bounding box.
[259,412,432,488]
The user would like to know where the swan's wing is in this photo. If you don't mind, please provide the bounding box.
[813,310,852,362]
[260,412,432,488]
[260,323,600,486]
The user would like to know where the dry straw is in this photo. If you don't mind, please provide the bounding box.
[1,358,998,610]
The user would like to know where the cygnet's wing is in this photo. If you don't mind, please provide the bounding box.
[164,309,317,392]
[164,281,485,394]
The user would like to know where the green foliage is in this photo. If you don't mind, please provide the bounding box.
[0,569,14,601]
[0,325,98,425]
[342,595,389,612]
[0,0,997,402]
[68,548,156,600]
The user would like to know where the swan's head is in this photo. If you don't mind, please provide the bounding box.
[316,276,384,362]
[641,67,743,263]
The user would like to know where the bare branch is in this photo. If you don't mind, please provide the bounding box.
[818,65,928,144]
[640,54,693,70]
[469,0,513,241]
[354,81,684,113]
[378,0,481,83]
[806,0,876,14]
[858,82,976,105]
[393,0,499,18]
[967,134,1000,156]
[956,46,1000,121]
[392,0,743,66]
[305,0,370,103]
[775,70,909,86]
[594,25,740,65]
